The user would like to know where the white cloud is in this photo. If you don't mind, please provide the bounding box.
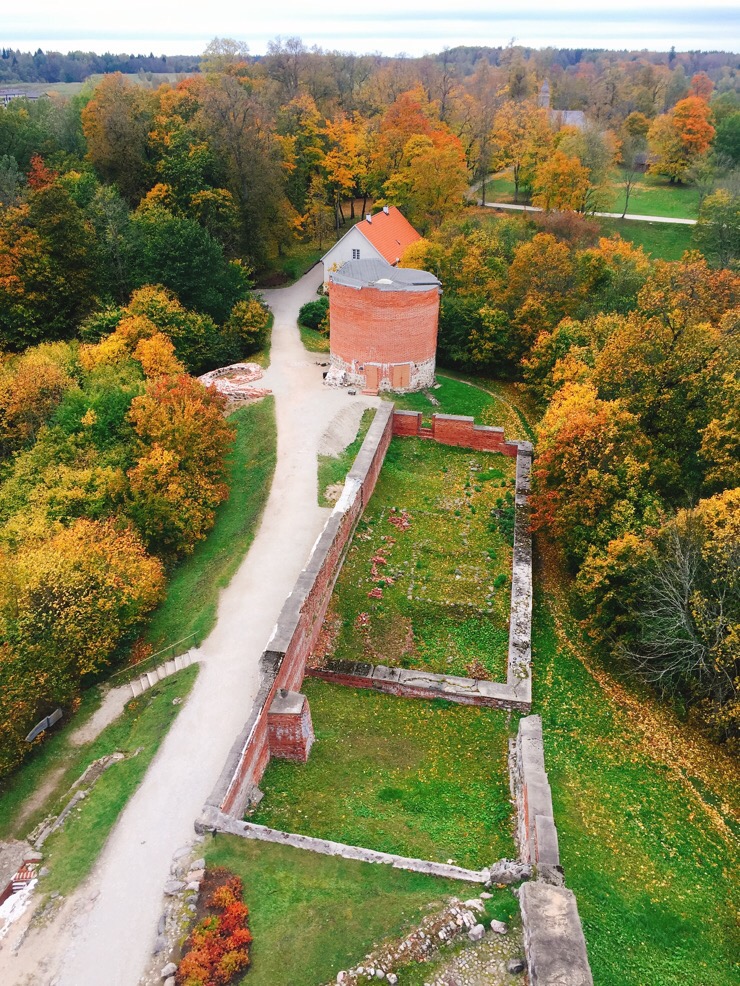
[3,2,739,56]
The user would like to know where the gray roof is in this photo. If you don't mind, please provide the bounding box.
[330,259,441,292]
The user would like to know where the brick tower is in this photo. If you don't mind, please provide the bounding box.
[326,259,441,394]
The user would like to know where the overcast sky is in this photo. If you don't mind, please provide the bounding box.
[4,1,739,57]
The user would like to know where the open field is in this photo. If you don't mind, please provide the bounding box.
[145,398,276,653]
[483,169,700,219]
[205,836,512,986]
[0,666,198,895]
[597,217,694,260]
[251,680,515,869]
[317,437,515,680]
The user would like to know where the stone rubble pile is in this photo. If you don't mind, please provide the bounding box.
[138,839,206,986]
[329,895,518,986]
[198,363,271,402]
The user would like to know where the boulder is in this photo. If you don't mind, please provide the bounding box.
[507,958,526,974]
[160,963,177,979]
[190,858,205,871]
[163,880,185,896]
[468,923,486,942]
[490,920,508,935]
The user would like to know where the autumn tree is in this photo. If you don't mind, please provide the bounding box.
[0,519,164,773]
[0,182,99,348]
[381,132,468,233]
[531,382,659,565]
[0,344,75,456]
[490,100,553,203]
[82,73,157,202]
[692,189,740,270]
[531,149,590,212]
[610,490,739,742]
[648,96,715,182]
[126,375,235,556]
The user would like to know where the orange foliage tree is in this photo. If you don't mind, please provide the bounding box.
[126,375,235,557]
[531,382,659,565]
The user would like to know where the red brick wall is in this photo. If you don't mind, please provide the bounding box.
[329,282,439,366]
[218,407,394,815]
[393,411,519,457]
[267,699,314,762]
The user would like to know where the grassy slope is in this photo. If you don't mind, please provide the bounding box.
[206,836,503,986]
[317,407,374,505]
[145,398,276,651]
[323,437,515,679]
[251,680,514,869]
[533,589,739,986]
[299,324,331,353]
[1,666,197,894]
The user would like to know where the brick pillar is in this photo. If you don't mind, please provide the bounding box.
[267,690,315,762]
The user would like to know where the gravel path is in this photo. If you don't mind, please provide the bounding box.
[1,265,379,986]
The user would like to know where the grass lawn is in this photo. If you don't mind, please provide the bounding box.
[607,170,700,219]
[144,398,276,653]
[597,217,694,261]
[299,324,330,352]
[0,666,198,894]
[317,407,374,506]
[251,680,515,869]
[533,593,740,986]
[482,169,700,220]
[318,437,515,680]
[205,836,512,986]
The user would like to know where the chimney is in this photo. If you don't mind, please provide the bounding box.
[366,213,372,223]
[383,205,389,214]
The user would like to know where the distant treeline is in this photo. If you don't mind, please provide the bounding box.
[1,43,738,87]
[0,48,201,85]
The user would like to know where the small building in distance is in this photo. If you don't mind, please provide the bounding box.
[538,80,587,131]
[321,206,421,286]
[326,258,441,394]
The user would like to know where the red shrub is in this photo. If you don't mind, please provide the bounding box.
[176,870,251,986]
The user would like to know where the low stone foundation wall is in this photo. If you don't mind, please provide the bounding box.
[196,806,490,883]
[206,403,394,818]
[513,716,593,985]
[306,660,531,710]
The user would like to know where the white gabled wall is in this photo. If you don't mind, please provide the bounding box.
[322,227,385,285]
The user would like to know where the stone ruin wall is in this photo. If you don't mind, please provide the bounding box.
[203,400,594,985]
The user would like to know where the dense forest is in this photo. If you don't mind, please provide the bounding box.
[0,39,738,775]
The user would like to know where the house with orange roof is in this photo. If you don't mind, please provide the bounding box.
[321,206,421,285]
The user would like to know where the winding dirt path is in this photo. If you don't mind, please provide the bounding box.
[1,266,379,986]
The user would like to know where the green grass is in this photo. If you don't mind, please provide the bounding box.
[317,407,374,505]
[145,398,276,652]
[607,170,700,219]
[299,324,330,352]
[321,437,515,679]
[597,217,694,261]
[483,169,700,219]
[532,599,740,986]
[251,680,515,869]
[205,836,507,986]
[0,665,197,894]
